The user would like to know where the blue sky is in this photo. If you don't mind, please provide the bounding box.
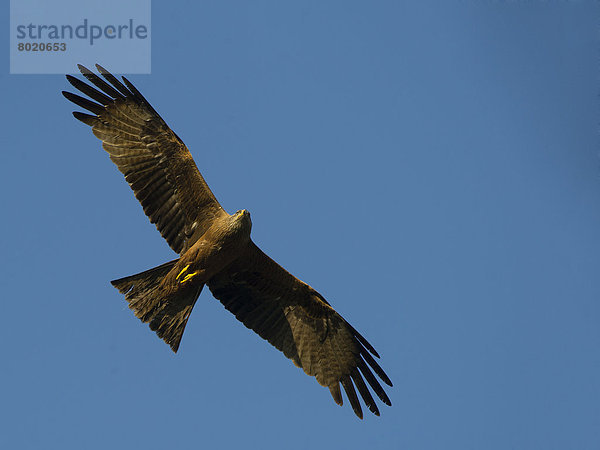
[1,1,599,449]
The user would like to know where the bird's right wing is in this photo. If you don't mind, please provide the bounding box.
[63,64,227,254]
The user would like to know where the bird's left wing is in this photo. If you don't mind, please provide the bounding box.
[207,241,392,419]
[63,64,227,254]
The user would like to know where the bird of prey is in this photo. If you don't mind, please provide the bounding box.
[63,64,392,418]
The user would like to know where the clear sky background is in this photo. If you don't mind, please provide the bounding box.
[1,1,599,449]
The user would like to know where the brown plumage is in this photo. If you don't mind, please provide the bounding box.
[63,64,392,419]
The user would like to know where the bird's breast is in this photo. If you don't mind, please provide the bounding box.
[175,217,250,283]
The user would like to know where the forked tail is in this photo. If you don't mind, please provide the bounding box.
[111,259,203,352]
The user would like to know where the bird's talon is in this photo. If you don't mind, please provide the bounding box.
[180,271,199,283]
[176,264,190,280]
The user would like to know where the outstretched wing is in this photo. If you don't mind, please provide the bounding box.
[207,241,392,419]
[63,64,226,254]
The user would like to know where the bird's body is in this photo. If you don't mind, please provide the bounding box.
[169,209,253,287]
[63,65,392,418]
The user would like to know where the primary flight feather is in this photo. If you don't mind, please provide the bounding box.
[63,64,392,419]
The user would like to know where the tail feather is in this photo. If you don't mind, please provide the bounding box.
[111,260,203,352]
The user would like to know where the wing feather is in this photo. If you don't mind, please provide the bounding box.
[208,241,392,418]
[64,64,226,254]
[351,367,379,416]
[78,65,126,99]
[340,375,363,419]
[357,357,391,406]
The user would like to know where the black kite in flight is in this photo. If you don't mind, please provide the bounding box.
[63,65,392,418]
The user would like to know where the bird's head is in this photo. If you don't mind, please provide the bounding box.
[233,209,252,233]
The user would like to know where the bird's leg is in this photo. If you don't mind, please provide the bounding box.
[176,264,190,280]
[180,272,199,283]
[176,264,200,284]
